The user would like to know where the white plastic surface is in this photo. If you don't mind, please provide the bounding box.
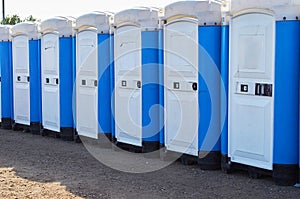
[114,25,142,147]
[76,30,98,139]
[164,18,199,156]
[0,25,11,41]
[228,12,275,170]
[230,0,300,20]
[164,0,222,25]
[114,8,158,29]
[41,33,60,132]
[11,22,40,40]
[40,16,75,37]
[75,12,111,33]
[12,35,30,125]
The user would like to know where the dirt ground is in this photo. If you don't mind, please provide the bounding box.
[0,129,299,199]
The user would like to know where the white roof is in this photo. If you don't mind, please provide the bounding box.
[164,1,222,25]
[0,25,11,41]
[114,7,159,28]
[40,16,75,37]
[76,11,112,33]
[230,0,300,20]
[11,22,40,40]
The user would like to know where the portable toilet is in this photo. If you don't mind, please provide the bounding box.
[75,12,112,142]
[222,0,300,186]
[0,25,13,129]
[11,22,42,133]
[161,1,222,169]
[40,17,75,140]
[113,8,161,153]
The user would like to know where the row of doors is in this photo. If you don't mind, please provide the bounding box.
[12,33,60,131]
[76,20,199,155]
[9,11,274,170]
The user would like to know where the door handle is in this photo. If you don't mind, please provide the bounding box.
[17,76,21,82]
[27,76,30,82]
[137,81,141,88]
[94,80,97,87]
[192,82,197,91]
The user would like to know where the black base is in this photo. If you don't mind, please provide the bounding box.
[222,155,298,186]
[74,130,82,143]
[97,133,113,148]
[30,122,41,135]
[198,151,221,170]
[142,141,160,158]
[12,122,30,132]
[142,141,160,153]
[1,118,12,130]
[180,154,198,165]
[115,141,142,153]
[273,164,298,186]
[298,168,300,183]
[221,154,232,174]
[41,128,60,138]
[60,127,74,141]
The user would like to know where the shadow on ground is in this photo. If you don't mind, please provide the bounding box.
[0,130,299,199]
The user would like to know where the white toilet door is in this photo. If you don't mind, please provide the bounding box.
[228,12,275,170]
[41,33,60,132]
[76,30,98,139]
[114,25,142,147]
[164,19,199,156]
[12,35,30,125]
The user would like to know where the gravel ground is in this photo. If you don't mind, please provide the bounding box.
[0,129,299,199]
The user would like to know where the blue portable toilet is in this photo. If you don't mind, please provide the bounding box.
[0,25,13,129]
[75,12,113,142]
[221,0,300,186]
[11,22,42,133]
[161,1,222,169]
[40,17,75,140]
[113,8,161,153]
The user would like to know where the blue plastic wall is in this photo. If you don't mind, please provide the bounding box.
[59,37,73,128]
[142,31,160,143]
[198,26,221,152]
[220,25,229,158]
[72,36,76,128]
[29,40,42,124]
[158,29,164,145]
[98,34,111,134]
[274,21,300,166]
[0,42,13,121]
[110,34,115,138]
